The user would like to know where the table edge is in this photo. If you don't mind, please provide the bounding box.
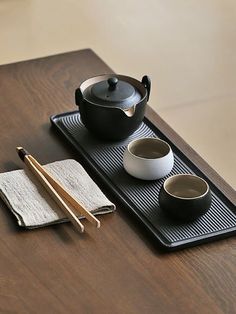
[145,106,236,205]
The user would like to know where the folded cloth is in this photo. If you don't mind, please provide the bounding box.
[0,159,115,228]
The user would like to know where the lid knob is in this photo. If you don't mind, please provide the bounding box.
[108,77,118,90]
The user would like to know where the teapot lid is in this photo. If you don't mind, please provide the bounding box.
[88,77,142,109]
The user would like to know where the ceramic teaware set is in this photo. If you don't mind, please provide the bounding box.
[75,74,212,221]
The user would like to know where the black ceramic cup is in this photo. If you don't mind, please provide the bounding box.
[159,174,212,221]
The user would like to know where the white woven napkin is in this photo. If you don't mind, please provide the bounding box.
[0,159,115,228]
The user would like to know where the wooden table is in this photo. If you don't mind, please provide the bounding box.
[0,49,235,314]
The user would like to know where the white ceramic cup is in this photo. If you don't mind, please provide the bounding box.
[123,137,174,180]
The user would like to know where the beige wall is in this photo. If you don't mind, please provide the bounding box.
[0,0,235,188]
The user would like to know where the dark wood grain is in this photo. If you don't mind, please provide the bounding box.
[0,49,235,314]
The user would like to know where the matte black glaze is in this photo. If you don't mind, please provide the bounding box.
[75,74,151,140]
[50,111,236,250]
[78,95,147,140]
[91,77,140,107]
[141,76,151,101]
[159,186,212,221]
[108,77,118,90]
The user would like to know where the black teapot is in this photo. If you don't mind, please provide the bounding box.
[75,74,151,140]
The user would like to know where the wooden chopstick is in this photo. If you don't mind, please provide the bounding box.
[27,154,100,228]
[17,148,84,232]
[16,147,100,231]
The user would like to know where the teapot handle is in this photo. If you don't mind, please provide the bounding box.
[141,76,151,102]
[75,88,84,106]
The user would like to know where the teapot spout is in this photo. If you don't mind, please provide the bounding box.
[122,106,136,117]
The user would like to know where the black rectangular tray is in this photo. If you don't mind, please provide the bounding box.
[50,111,236,250]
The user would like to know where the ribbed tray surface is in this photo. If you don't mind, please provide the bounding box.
[53,112,236,247]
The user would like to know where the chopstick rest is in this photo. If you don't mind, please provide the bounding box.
[0,156,115,229]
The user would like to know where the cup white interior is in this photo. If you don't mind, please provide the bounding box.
[128,138,171,159]
[164,174,209,199]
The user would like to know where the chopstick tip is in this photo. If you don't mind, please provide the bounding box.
[16,147,29,161]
